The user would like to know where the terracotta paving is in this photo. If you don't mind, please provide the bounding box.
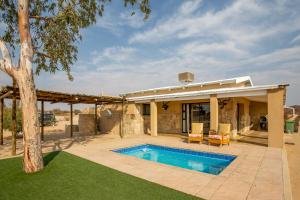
[63,134,288,200]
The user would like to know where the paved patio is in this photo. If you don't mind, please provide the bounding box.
[62,134,289,200]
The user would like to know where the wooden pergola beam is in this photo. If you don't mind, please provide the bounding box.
[0,85,122,104]
[0,91,13,100]
[70,103,73,137]
[11,80,17,156]
[41,101,44,141]
[94,104,97,135]
[0,98,3,145]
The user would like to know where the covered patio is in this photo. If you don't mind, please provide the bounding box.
[127,84,288,148]
[0,84,122,155]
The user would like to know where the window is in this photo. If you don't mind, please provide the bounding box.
[143,104,150,116]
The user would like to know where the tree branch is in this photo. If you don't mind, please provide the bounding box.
[30,15,54,21]
[34,51,51,58]
[0,39,15,77]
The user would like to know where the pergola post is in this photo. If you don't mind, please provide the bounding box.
[41,101,44,141]
[94,104,97,135]
[150,100,157,136]
[0,98,3,145]
[120,97,125,138]
[70,103,73,137]
[210,94,219,131]
[11,80,17,156]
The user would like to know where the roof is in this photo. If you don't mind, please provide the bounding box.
[0,86,122,104]
[121,76,253,96]
[126,85,285,103]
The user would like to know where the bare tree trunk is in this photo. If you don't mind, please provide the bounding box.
[17,0,44,173]
[16,69,44,173]
[0,0,44,173]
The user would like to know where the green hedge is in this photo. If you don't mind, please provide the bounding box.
[3,108,22,132]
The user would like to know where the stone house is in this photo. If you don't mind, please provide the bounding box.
[98,75,287,148]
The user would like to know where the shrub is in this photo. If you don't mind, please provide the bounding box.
[3,108,22,132]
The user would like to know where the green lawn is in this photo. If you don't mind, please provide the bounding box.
[0,151,202,200]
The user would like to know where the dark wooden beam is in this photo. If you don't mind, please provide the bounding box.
[41,101,44,141]
[70,103,73,137]
[11,80,17,156]
[0,98,3,145]
[120,96,125,138]
[94,104,97,135]
[0,91,13,100]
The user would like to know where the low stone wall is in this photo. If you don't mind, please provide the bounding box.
[78,114,95,135]
[99,103,144,137]
[65,124,79,135]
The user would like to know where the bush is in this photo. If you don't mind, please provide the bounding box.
[3,108,22,132]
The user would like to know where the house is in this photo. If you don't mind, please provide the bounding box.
[99,73,288,148]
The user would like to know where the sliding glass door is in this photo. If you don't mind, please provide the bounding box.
[182,103,210,134]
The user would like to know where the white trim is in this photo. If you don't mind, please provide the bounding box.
[121,76,253,96]
[126,85,279,103]
[217,90,267,98]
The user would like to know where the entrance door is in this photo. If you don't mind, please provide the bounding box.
[191,103,210,134]
[182,103,210,134]
[182,104,190,133]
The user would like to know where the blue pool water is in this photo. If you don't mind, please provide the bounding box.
[113,144,236,175]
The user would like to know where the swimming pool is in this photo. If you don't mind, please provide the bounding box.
[113,144,236,175]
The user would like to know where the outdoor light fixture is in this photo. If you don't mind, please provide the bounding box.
[162,102,169,110]
[218,98,230,109]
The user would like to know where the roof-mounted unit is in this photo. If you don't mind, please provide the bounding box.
[178,72,194,84]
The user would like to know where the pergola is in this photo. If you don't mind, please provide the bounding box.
[0,84,123,152]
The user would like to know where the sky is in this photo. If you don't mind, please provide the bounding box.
[1,0,300,109]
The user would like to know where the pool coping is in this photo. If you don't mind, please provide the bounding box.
[64,135,287,200]
[112,143,237,175]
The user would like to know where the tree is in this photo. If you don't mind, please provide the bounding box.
[0,0,150,173]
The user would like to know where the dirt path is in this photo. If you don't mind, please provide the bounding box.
[285,131,300,200]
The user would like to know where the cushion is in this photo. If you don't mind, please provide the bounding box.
[189,134,202,138]
[209,134,230,139]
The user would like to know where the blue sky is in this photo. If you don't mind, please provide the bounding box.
[1,0,300,108]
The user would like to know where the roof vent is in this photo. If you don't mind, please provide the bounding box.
[178,72,194,84]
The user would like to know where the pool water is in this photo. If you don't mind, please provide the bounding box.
[113,144,236,175]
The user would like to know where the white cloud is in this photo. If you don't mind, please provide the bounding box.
[177,41,249,59]
[178,0,203,16]
[96,10,148,35]
[91,46,137,65]
[119,11,145,28]
[129,0,300,46]
[291,34,300,43]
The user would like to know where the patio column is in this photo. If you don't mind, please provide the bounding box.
[243,100,250,133]
[210,95,218,131]
[150,100,157,136]
[267,88,284,148]
[231,98,238,138]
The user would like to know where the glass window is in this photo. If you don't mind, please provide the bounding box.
[143,104,150,116]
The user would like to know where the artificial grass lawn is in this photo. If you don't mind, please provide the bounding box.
[0,151,202,200]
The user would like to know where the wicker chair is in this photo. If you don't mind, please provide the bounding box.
[208,123,231,146]
[188,123,203,144]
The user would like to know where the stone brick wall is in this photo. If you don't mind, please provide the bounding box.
[98,103,144,137]
[157,101,181,134]
[249,101,267,130]
[78,114,95,135]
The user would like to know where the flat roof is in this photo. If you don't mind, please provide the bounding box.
[126,85,285,103]
[121,76,253,96]
[0,86,122,104]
